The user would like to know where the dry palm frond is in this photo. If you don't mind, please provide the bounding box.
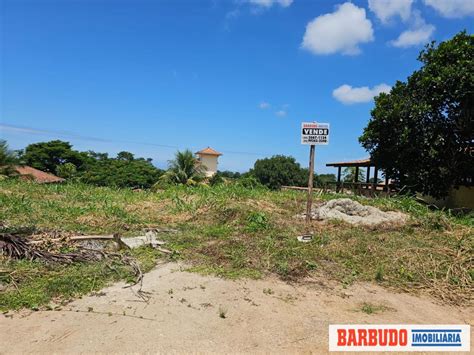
[0,233,100,263]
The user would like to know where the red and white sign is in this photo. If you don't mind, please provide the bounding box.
[329,324,470,352]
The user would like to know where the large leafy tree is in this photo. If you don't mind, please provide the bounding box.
[21,140,91,173]
[316,173,336,186]
[251,155,306,190]
[360,31,474,198]
[81,151,162,188]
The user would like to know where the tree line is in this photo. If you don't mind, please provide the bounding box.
[1,140,162,188]
[0,139,336,190]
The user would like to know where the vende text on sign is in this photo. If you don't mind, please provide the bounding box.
[301,122,329,145]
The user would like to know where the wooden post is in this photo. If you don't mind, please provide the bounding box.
[354,166,360,195]
[305,145,316,223]
[372,167,378,193]
[336,166,341,192]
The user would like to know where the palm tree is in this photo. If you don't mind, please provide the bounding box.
[160,149,206,185]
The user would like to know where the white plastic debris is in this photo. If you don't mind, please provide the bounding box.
[297,234,313,243]
[121,231,166,249]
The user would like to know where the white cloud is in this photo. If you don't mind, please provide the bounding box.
[275,110,287,117]
[390,25,435,47]
[301,2,374,56]
[247,0,293,8]
[368,0,413,23]
[390,11,435,47]
[259,102,271,109]
[423,0,474,18]
[332,83,391,104]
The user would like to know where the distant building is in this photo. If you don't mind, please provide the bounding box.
[14,166,65,184]
[195,147,222,177]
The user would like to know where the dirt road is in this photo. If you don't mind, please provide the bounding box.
[1,262,472,353]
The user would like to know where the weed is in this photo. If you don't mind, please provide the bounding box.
[263,288,274,295]
[375,265,384,282]
[218,306,227,318]
[305,260,318,270]
[245,211,268,232]
[359,302,392,315]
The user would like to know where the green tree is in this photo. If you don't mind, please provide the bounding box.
[22,140,90,173]
[116,151,134,161]
[81,152,162,188]
[218,170,241,179]
[315,173,336,187]
[251,155,306,189]
[360,31,474,198]
[343,167,365,183]
[160,149,206,185]
[56,162,77,179]
[0,140,18,176]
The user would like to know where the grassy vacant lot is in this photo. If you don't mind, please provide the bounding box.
[0,179,472,310]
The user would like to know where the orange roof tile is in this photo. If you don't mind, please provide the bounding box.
[14,166,65,183]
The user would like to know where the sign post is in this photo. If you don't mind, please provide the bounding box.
[306,145,315,223]
[301,122,329,223]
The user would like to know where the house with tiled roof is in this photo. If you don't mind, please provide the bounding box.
[195,147,222,177]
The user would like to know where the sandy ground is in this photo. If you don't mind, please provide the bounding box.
[1,262,472,354]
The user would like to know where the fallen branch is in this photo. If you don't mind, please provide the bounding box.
[155,247,173,254]
[70,235,115,241]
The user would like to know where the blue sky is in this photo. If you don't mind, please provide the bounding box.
[1,0,473,173]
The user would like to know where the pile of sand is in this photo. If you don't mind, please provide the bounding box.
[305,198,407,226]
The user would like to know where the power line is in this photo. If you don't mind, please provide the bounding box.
[0,123,272,157]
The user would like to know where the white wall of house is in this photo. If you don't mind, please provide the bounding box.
[199,155,218,177]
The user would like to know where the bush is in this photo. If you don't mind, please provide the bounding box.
[237,176,263,189]
[209,172,224,186]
